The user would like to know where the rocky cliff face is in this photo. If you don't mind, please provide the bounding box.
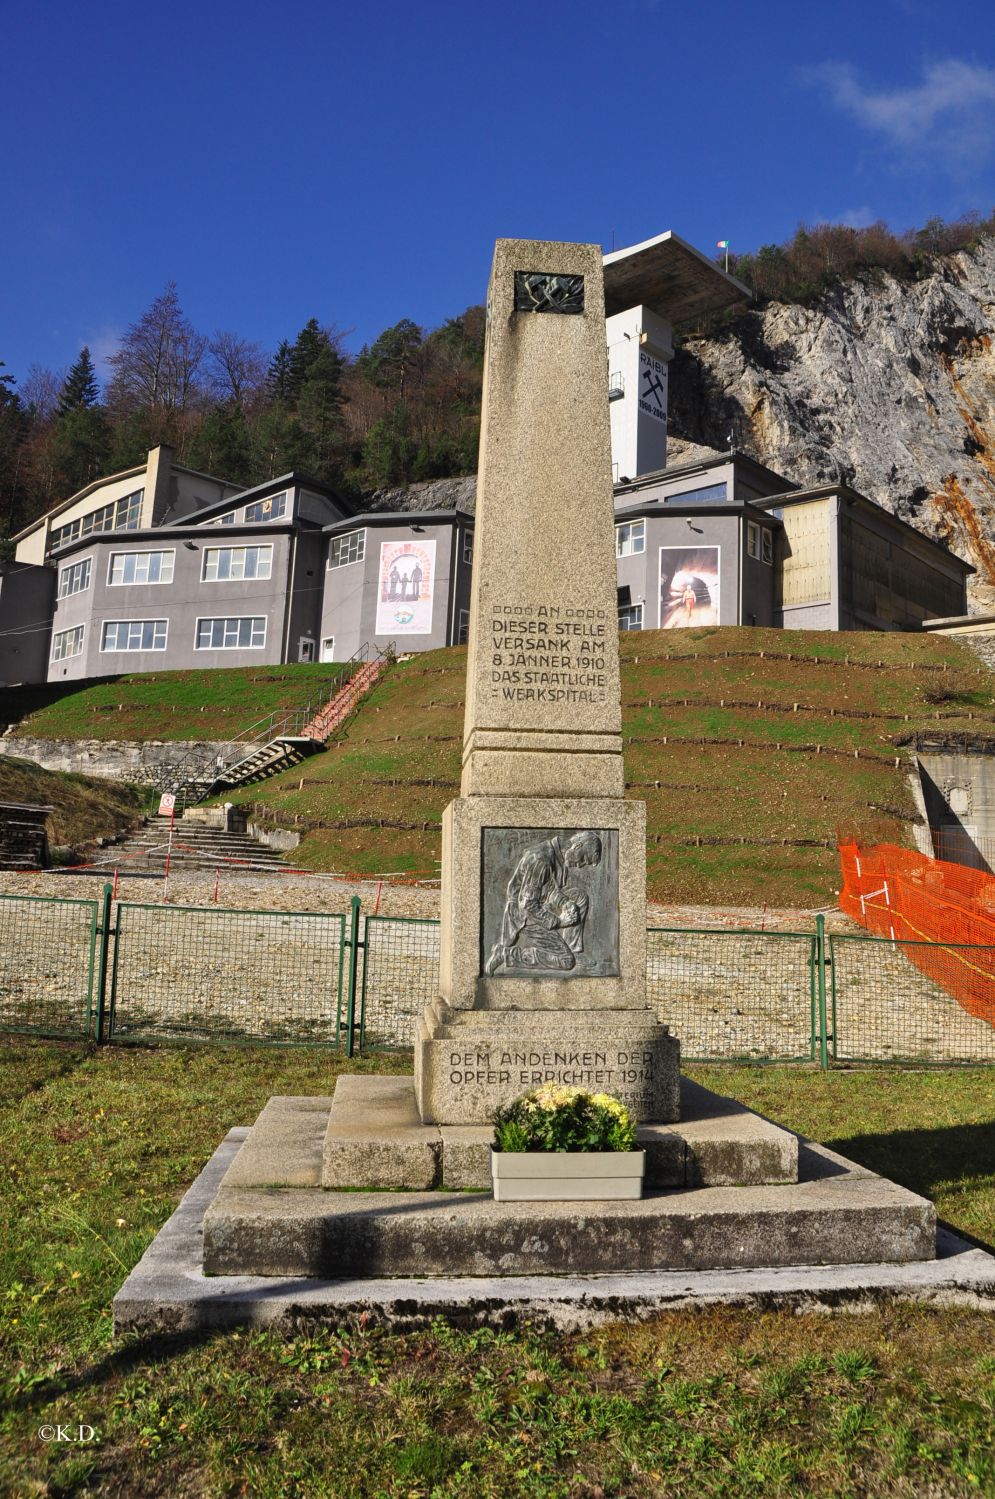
[669,238,995,612]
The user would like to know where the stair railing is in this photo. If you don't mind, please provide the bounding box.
[153,643,394,810]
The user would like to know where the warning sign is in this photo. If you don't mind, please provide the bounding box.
[158,792,176,816]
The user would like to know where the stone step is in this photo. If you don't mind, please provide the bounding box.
[203,1086,935,1278]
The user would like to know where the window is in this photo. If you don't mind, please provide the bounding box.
[243,493,287,523]
[202,545,273,582]
[747,521,773,566]
[615,520,645,557]
[457,609,470,645]
[50,489,143,551]
[462,531,474,565]
[328,529,366,569]
[217,511,237,526]
[667,482,727,506]
[108,550,175,586]
[195,616,266,650]
[101,619,168,652]
[51,625,84,661]
[58,558,91,598]
[618,603,643,632]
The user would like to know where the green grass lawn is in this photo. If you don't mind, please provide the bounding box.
[2,1038,994,1497]
[2,663,351,743]
[4,627,991,902]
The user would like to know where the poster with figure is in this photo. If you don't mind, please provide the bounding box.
[376,539,437,634]
[659,546,720,628]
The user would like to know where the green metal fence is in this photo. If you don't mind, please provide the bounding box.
[3,890,995,1065]
[359,913,441,1050]
[829,932,995,1066]
[108,900,347,1046]
[646,925,822,1062]
[0,892,99,1039]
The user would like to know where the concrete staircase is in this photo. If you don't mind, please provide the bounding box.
[156,645,394,810]
[104,815,288,873]
[299,654,390,741]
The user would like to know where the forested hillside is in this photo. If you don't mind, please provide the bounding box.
[0,294,485,549]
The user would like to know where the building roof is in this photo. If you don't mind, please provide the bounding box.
[613,496,784,528]
[614,449,796,496]
[164,470,346,526]
[603,232,750,323]
[11,453,243,543]
[324,508,474,534]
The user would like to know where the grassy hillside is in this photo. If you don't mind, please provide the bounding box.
[0,757,144,853]
[2,663,348,742]
[218,626,988,906]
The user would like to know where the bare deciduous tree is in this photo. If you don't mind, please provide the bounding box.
[106,283,207,412]
[207,331,267,407]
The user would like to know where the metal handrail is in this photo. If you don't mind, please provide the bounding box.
[152,642,394,809]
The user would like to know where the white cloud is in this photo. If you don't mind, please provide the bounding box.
[84,326,122,381]
[805,58,995,167]
[839,206,876,229]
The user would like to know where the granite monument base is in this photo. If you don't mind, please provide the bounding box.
[199,1081,936,1279]
[414,1002,681,1124]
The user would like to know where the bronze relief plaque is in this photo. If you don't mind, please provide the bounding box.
[480,827,620,979]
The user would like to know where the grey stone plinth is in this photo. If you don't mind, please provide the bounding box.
[322,1076,440,1190]
[677,1079,798,1187]
[416,1002,680,1124]
[221,1095,332,1188]
[216,1079,796,1197]
[440,796,648,1013]
[203,1144,936,1278]
[114,1131,995,1334]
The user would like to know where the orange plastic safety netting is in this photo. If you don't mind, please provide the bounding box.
[838,842,995,1027]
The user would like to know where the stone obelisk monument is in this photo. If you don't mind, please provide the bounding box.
[415,239,679,1124]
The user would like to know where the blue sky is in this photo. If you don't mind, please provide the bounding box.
[2,0,994,389]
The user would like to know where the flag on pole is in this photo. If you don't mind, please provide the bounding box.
[716,240,730,249]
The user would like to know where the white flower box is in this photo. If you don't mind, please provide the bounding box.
[491,1148,645,1202]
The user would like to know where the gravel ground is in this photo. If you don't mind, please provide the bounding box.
[0,866,847,930]
[2,868,992,1064]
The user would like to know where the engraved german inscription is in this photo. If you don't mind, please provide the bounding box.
[488,602,609,703]
[481,826,620,978]
[446,1045,656,1114]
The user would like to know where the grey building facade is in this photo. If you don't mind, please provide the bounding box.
[613,454,971,633]
[1,443,973,689]
[43,475,347,683]
[319,510,475,661]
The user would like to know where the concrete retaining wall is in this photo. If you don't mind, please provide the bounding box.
[0,735,237,785]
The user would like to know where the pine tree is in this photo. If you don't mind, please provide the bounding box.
[58,347,100,413]
[266,341,294,401]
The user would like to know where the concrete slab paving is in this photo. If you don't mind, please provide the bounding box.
[113,1131,995,1335]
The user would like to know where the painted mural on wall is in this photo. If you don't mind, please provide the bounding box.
[375,539,437,634]
[659,546,720,628]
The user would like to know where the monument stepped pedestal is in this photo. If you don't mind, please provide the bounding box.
[200,1078,936,1279]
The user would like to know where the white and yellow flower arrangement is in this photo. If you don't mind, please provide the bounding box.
[490,1084,644,1201]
